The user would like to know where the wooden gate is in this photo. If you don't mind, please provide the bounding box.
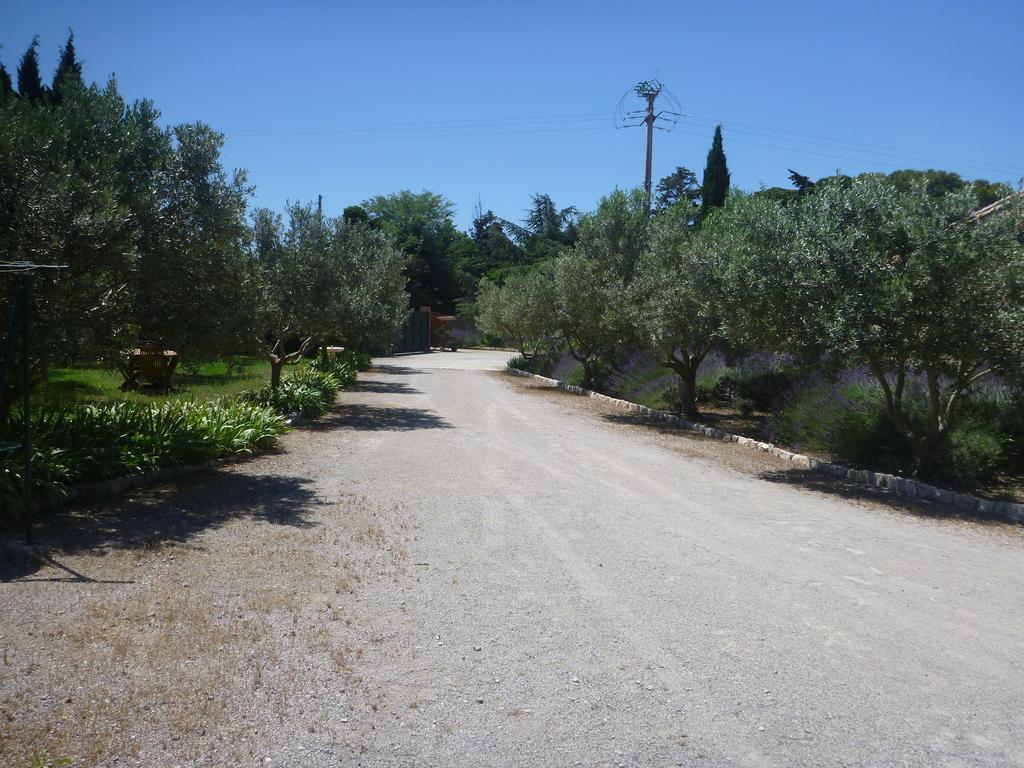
[392,309,430,354]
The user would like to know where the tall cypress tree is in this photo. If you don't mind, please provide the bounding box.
[700,125,730,218]
[0,63,13,101]
[51,30,83,104]
[17,36,46,101]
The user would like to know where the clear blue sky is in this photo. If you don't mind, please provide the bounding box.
[4,0,1022,229]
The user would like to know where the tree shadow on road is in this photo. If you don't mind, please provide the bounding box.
[370,364,427,376]
[596,410,1018,527]
[355,380,422,395]
[599,410,767,441]
[757,469,1020,527]
[308,404,452,432]
[0,470,323,581]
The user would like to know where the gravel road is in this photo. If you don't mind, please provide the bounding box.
[3,349,1023,767]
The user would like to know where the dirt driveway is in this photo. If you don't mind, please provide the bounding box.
[3,349,1023,767]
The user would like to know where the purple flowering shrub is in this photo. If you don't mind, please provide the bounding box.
[449,326,481,346]
[769,369,906,469]
[604,351,677,409]
[770,369,1022,486]
[711,352,796,412]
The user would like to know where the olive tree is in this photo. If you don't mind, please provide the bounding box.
[550,248,622,389]
[575,187,651,283]
[328,220,409,352]
[475,268,556,358]
[0,78,138,366]
[544,188,652,388]
[729,176,1024,475]
[630,206,728,417]
[252,203,348,387]
[252,204,408,388]
[133,122,256,359]
[0,72,259,369]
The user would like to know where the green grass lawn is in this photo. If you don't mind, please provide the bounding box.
[37,357,271,407]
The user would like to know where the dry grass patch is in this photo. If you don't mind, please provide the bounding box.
[0,474,408,767]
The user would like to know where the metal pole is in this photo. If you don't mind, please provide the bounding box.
[21,275,32,544]
[643,93,656,202]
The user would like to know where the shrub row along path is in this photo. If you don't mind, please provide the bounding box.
[3,350,1024,767]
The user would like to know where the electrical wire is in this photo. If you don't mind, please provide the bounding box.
[227,124,613,148]
[684,114,1021,177]
[224,112,613,138]
[667,128,928,172]
[221,109,1021,178]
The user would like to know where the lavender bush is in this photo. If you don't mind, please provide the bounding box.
[770,369,1021,486]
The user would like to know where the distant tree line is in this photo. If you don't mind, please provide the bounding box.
[343,190,579,317]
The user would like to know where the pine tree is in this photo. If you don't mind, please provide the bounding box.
[654,166,701,211]
[51,30,83,104]
[17,36,46,101]
[700,125,730,218]
[0,63,13,100]
[787,169,815,195]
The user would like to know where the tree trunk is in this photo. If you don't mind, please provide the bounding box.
[270,358,285,390]
[665,353,700,419]
[910,433,943,479]
[677,364,699,419]
[0,393,13,434]
[580,359,594,390]
[873,365,948,479]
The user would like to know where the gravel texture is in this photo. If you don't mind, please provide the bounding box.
[3,348,1024,767]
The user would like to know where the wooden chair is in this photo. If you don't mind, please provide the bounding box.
[120,349,178,392]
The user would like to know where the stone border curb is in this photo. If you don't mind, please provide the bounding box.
[506,368,1024,524]
[43,411,305,512]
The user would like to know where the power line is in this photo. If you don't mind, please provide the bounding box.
[224,112,612,138]
[221,108,1022,178]
[669,128,978,173]
[227,124,613,148]
[684,114,1021,177]
[669,126,1022,178]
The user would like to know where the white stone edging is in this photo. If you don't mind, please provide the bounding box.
[506,368,1024,524]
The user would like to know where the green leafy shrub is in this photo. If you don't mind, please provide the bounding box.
[550,352,590,388]
[243,382,327,417]
[507,354,534,372]
[940,427,1005,487]
[243,368,341,417]
[0,354,366,523]
[696,369,728,404]
[308,356,358,388]
[318,349,371,372]
[291,367,345,395]
[605,352,677,410]
[932,384,1018,487]
[1,399,286,517]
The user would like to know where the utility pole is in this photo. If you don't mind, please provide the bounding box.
[317,194,323,220]
[615,79,682,209]
[642,87,657,199]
